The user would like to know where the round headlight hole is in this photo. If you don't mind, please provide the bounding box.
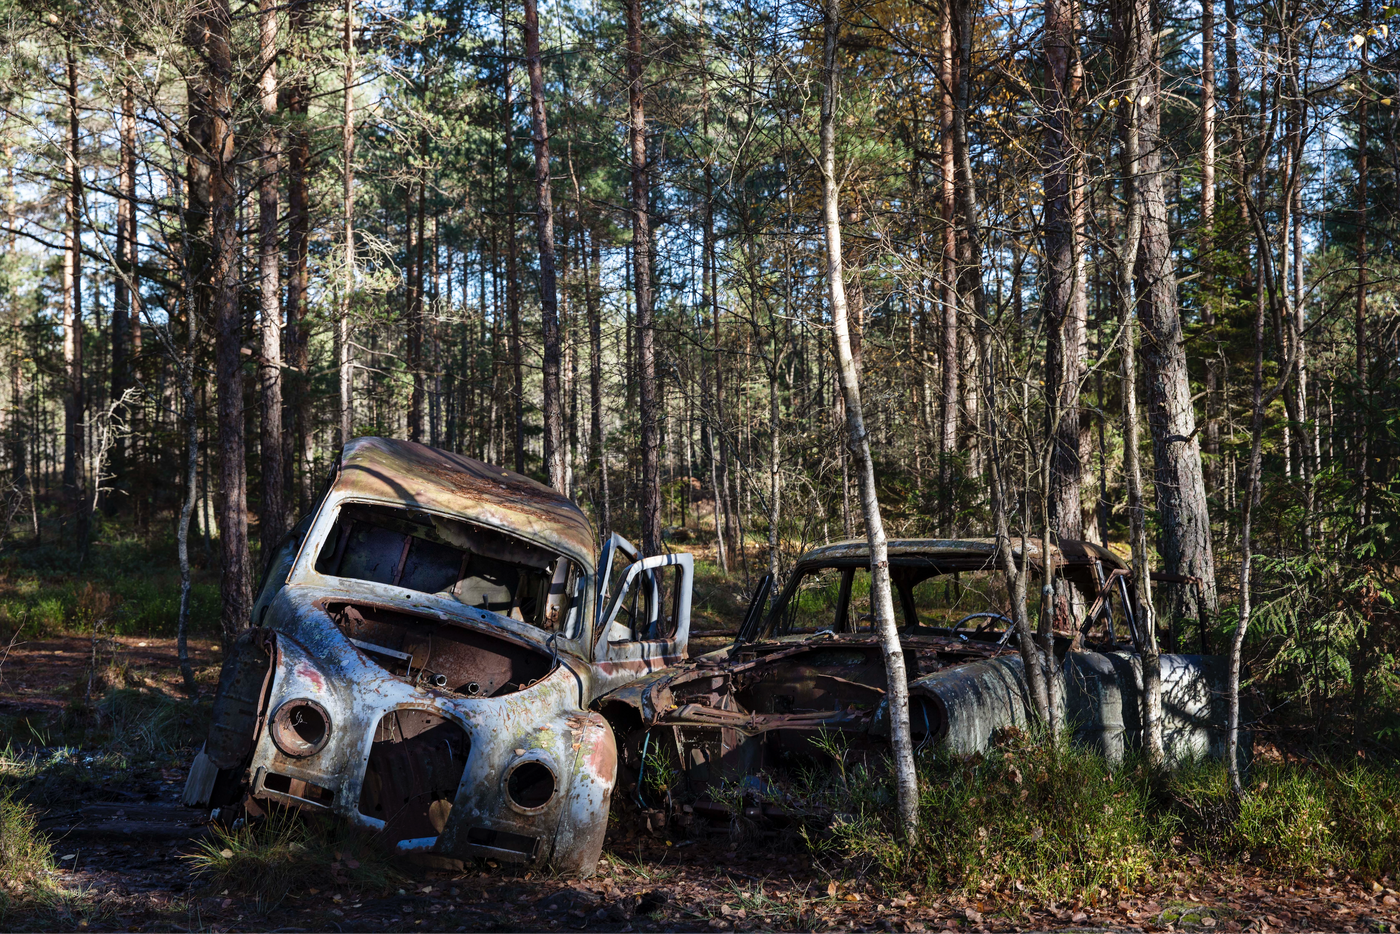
[270,699,331,757]
[506,760,556,810]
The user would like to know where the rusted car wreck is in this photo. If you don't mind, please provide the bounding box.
[184,437,694,876]
[596,538,1238,806]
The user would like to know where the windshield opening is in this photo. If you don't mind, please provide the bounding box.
[314,502,582,635]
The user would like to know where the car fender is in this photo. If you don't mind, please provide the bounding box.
[549,710,616,877]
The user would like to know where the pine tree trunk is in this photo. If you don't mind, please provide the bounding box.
[63,43,85,531]
[525,0,564,490]
[258,0,285,554]
[110,81,134,510]
[938,2,958,528]
[1042,0,1087,542]
[628,0,661,554]
[338,0,356,447]
[190,0,252,648]
[818,0,917,839]
[502,21,525,474]
[1133,0,1218,626]
[285,0,313,511]
[1117,0,1163,764]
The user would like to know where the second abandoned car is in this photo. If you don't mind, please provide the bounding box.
[185,437,694,876]
[595,538,1238,808]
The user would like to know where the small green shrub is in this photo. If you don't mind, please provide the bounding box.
[190,810,398,910]
[0,786,55,919]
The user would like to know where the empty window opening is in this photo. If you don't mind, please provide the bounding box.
[315,502,581,633]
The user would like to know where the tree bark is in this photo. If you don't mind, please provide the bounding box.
[524,0,564,490]
[339,0,356,447]
[818,0,917,838]
[1200,0,1220,495]
[190,0,251,648]
[1117,0,1163,764]
[938,1,958,527]
[628,0,661,554]
[502,21,525,474]
[1042,0,1087,542]
[285,0,313,511]
[1133,0,1218,626]
[63,43,85,530]
[258,0,286,554]
[110,81,135,510]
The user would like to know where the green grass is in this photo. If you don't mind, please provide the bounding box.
[189,809,400,911]
[0,785,56,918]
[769,730,1400,903]
[0,528,220,639]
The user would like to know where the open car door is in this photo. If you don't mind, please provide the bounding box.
[591,535,693,697]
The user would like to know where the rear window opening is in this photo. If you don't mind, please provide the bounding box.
[315,502,582,634]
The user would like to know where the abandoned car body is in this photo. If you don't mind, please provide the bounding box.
[185,437,694,876]
[596,538,1240,804]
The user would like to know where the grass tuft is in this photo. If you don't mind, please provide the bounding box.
[189,809,399,911]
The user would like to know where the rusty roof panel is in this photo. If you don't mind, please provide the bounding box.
[332,438,596,569]
[795,537,1128,570]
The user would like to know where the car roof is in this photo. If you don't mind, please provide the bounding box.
[793,537,1129,572]
[332,437,596,572]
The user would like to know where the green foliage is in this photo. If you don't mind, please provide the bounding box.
[0,785,54,917]
[189,810,398,911]
[0,532,219,639]
[783,732,1400,899]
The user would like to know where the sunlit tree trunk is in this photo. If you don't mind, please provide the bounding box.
[1134,0,1218,627]
[190,0,251,647]
[819,0,917,838]
[1042,0,1087,543]
[62,42,85,531]
[338,0,355,447]
[524,0,564,490]
[1117,0,1163,764]
[629,0,661,554]
[258,0,285,553]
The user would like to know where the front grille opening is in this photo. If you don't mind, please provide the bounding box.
[262,771,335,806]
[358,709,469,845]
[466,825,539,858]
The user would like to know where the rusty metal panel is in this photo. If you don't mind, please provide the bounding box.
[331,437,595,571]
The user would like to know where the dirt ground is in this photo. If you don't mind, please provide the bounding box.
[4,636,1399,933]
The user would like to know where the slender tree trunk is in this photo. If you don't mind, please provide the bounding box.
[258,0,285,553]
[177,315,199,693]
[1118,0,1163,764]
[628,0,661,554]
[1043,0,1087,542]
[110,81,134,510]
[502,20,525,475]
[339,0,355,447]
[818,0,917,838]
[525,0,564,490]
[1229,261,1268,797]
[409,161,426,442]
[63,43,86,530]
[1133,0,1218,626]
[1200,0,1220,494]
[285,0,313,510]
[191,0,252,648]
[938,1,958,528]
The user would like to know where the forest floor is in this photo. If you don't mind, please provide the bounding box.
[1,639,1398,932]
